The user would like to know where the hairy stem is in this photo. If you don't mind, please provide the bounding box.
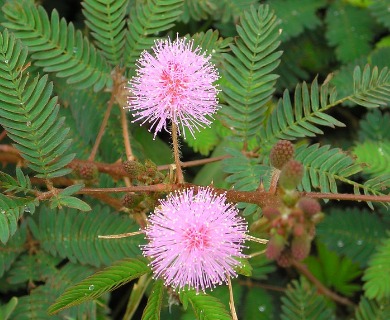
[171,122,184,184]
[292,259,355,306]
[88,94,115,161]
[227,276,238,320]
[120,105,134,161]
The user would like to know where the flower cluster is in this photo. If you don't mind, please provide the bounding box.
[127,36,220,138]
[141,187,247,292]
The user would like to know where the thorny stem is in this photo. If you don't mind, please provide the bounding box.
[292,259,355,307]
[88,93,115,161]
[120,105,134,161]
[227,276,238,320]
[171,122,184,184]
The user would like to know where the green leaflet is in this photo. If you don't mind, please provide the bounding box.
[2,0,112,91]
[179,289,231,320]
[354,141,390,176]
[0,297,17,320]
[141,280,165,320]
[363,236,390,300]
[281,277,335,320]
[349,65,390,108]
[259,77,344,146]
[317,208,388,267]
[0,29,75,179]
[48,258,150,314]
[355,297,390,320]
[221,4,282,142]
[82,0,128,66]
[124,0,184,74]
[28,206,143,267]
[369,0,390,30]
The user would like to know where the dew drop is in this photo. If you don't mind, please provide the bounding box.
[258,305,266,312]
[26,121,31,127]
[24,206,31,213]
[4,59,8,63]
[73,47,78,53]
[356,239,363,246]
[88,284,95,291]
[1,210,5,214]
[337,240,344,248]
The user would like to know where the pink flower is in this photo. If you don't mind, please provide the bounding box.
[141,187,247,292]
[127,36,220,138]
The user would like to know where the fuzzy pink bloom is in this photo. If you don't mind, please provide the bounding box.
[141,187,247,292]
[127,36,220,138]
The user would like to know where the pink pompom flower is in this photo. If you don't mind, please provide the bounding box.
[141,187,247,292]
[127,36,220,138]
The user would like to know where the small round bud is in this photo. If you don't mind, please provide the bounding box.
[266,234,286,260]
[270,140,294,169]
[279,160,304,190]
[122,193,144,209]
[291,235,311,260]
[311,212,325,224]
[276,250,292,267]
[298,197,321,217]
[293,223,305,237]
[262,207,280,221]
[282,190,300,207]
[122,160,145,178]
[77,163,98,180]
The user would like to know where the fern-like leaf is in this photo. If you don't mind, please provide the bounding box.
[281,277,335,320]
[348,65,390,108]
[180,0,217,22]
[179,289,231,320]
[363,236,390,300]
[317,208,387,267]
[0,29,75,179]
[124,0,184,74]
[325,3,375,63]
[28,206,143,267]
[48,258,150,314]
[221,4,282,142]
[260,78,345,146]
[82,0,128,66]
[2,0,112,91]
[295,144,362,193]
[217,0,256,23]
[267,0,325,41]
[141,279,164,320]
[355,297,390,320]
[0,222,26,277]
[358,109,390,142]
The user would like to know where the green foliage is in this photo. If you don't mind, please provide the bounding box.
[369,0,390,29]
[358,109,390,142]
[306,242,363,297]
[179,289,231,320]
[124,0,184,74]
[0,29,74,179]
[317,208,388,267]
[281,277,335,320]
[48,258,150,314]
[259,78,344,146]
[349,65,390,108]
[2,0,112,91]
[354,141,390,176]
[221,5,282,142]
[141,279,165,320]
[267,0,326,41]
[0,297,17,320]
[325,2,375,63]
[243,287,274,319]
[295,143,362,193]
[28,206,143,267]
[363,236,390,300]
[355,297,390,320]
[82,0,128,66]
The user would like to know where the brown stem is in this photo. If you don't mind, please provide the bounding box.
[120,105,134,161]
[171,122,184,184]
[0,130,7,141]
[227,276,238,320]
[292,259,355,306]
[88,94,115,161]
[157,155,229,171]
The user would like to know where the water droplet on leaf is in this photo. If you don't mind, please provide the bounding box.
[337,240,344,248]
[89,284,95,290]
[258,305,266,312]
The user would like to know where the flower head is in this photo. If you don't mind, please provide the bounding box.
[127,36,220,138]
[141,187,247,292]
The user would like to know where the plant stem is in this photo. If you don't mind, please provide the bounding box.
[292,259,355,306]
[0,130,6,141]
[88,94,115,161]
[98,230,145,239]
[171,122,184,184]
[120,105,134,161]
[123,274,151,320]
[227,276,238,320]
